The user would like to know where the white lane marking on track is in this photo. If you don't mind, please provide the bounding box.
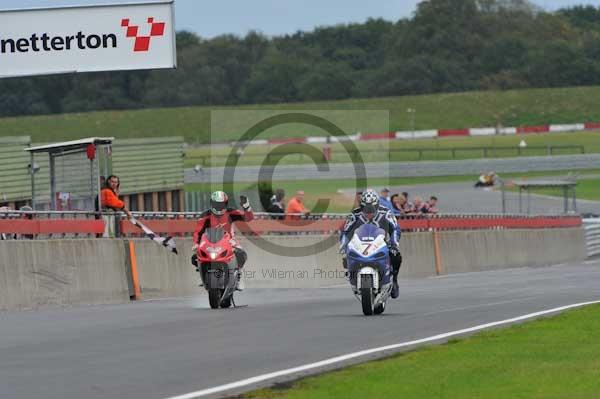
[163,300,600,399]
[319,284,347,289]
[419,296,539,316]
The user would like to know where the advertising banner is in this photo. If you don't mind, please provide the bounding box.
[0,1,176,78]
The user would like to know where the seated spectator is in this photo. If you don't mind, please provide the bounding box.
[285,190,310,220]
[267,189,285,219]
[421,196,439,214]
[379,188,393,210]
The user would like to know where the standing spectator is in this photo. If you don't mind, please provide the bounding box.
[267,188,285,219]
[101,175,132,218]
[411,196,425,215]
[285,190,310,220]
[421,196,439,214]
[398,192,412,214]
[379,188,393,210]
[390,194,403,216]
[400,193,411,214]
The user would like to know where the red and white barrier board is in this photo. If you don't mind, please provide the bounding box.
[261,121,600,145]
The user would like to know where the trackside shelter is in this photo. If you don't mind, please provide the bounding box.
[503,179,578,214]
[0,136,33,208]
[26,137,114,211]
[0,136,184,212]
[112,137,185,212]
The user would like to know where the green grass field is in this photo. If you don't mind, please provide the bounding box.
[3,86,600,144]
[187,169,600,213]
[244,304,600,399]
[184,131,600,167]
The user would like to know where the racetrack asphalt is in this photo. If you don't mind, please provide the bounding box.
[1,260,599,399]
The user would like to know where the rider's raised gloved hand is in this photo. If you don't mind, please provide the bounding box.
[240,195,251,210]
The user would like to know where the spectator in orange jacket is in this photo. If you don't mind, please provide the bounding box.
[101,175,132,218]
[285,190,310,220]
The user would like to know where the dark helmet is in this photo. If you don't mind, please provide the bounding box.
[210,191,229,216]
[360,189,379,219]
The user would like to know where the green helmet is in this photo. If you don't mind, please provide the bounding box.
[210,191,229,216]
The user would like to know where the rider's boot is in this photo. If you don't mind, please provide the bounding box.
[391,272,399,299]
[236,270,245,291]
[342,257,351,280]
[390,249,402,299]
[191,255,203,286]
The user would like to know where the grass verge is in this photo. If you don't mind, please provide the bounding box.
[244,304,600,399]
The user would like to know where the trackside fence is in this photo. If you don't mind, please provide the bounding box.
[0,210,584,239]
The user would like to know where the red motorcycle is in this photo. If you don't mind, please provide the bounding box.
[196,227,239,309]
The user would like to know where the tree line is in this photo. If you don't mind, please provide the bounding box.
[1,0,600,118]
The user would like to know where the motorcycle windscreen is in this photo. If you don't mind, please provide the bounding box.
[354,224,386,242]
[204,228,225,243]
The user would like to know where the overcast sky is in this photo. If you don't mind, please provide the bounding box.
[2,0,600,38]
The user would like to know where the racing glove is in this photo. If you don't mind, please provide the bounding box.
[240,195,251,210]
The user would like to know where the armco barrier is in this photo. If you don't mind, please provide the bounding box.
[0,212,584,238]
[0,218,105,236]
[119,214,584,236]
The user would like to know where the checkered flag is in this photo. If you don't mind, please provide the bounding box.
[129,217,178,255]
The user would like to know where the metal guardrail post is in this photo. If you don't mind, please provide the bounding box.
[115,214,122,238]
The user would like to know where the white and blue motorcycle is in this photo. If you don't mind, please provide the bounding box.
[345,224,393,316]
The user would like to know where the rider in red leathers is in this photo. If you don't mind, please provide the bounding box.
[191,191,253,290]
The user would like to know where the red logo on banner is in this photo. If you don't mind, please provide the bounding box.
[121,17,166,52]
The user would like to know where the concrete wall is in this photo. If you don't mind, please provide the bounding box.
[0,227,588,310]
[399,232,438,278]
[438,228,587,275]
[0,240,130,311]
[132,239,198,299]
[240,235,344,288]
